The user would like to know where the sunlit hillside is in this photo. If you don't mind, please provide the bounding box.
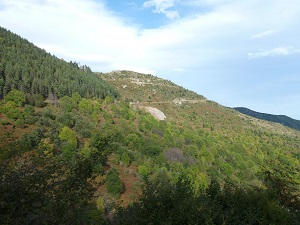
[1,27,299,224]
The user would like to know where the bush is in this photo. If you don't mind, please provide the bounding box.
[0,120,11,126]
[59,96,75,112]
[79,129,92,138]
[142,145,161,157]
[61,144,75,158]
[58,112,75,128]
[106,168,123,198]
[24,105,37,124]
[93,164,104,175]
[121,152,131,167]
[26,93,45,107]
[42,108,56,120]
[0,101,21,120]
[4,89,26,106]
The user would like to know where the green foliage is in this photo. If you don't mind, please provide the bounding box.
[121,152,131,167]
[26,93,45,107]
[106,168,123,198]
[261,157,300,212]
[20,128,44,151]
[125,133,143,151]
[0,101,21,120]
[59,126,77,148]
[104,96,114,104]
[80,128,92,138]
[88,132,113,167]
[60,96,75,112]
[219,162,235,176]
[78,98,94,114]
[80,145,91,158]
[58,112,75,128]
[113,154,121,165]
[24,104,34,115]
[61,144,75,158]
[0,151,106,225]
[115,176,299,225]
[0,27,119,100]
[96,197,105,219]
[4,89,26,106]
[0,119,10,126]
[72,92,82,103]
[42,108,56,120]
[142,145,161,157]
[0,122,113,224]
[138,164,151,178]
[93,163,104,175]
[23,104,37,124]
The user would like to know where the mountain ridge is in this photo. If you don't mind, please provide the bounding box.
[100,70,300,137]
[234,107,300,131]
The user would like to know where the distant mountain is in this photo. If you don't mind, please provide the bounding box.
[234,107,300,131]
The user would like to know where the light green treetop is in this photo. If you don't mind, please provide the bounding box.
[59,126,77,148]
[4,89,26,106]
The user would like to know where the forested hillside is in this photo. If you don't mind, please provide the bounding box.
[0,28,299,224]
[0,27,118,100]
[234,107,300,131]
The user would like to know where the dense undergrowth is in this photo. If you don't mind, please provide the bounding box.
[0,88,299,224]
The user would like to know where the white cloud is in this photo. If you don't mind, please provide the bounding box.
[112,63,156,75]
[143,0,179,19]
[248,47,300,59]
[36,43,65,55]
[2,0,298,70]
[251,30,279,39]
[172,68,184,72]
[164,10,179,19]
[1,0,300,118]
[0,0,152,71]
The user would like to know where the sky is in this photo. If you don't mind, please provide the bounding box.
[1,0,300,119]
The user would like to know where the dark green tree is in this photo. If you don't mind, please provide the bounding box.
[106,168,123,198]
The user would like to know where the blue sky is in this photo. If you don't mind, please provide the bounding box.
[1,0,300,119]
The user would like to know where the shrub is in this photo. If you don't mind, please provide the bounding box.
[0,101,22,120]
[106,168,123,198]
[121,152,131,167]
[59,126,77,148]
[59,96,75,112]
[58,112,75,128]
[26,93,45,107]
[138,164,151,178]
[93,164,104,175]
[142,145,161,157]
[78,98,94,114]
[4,89,26,106]
[42,108,56,120]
